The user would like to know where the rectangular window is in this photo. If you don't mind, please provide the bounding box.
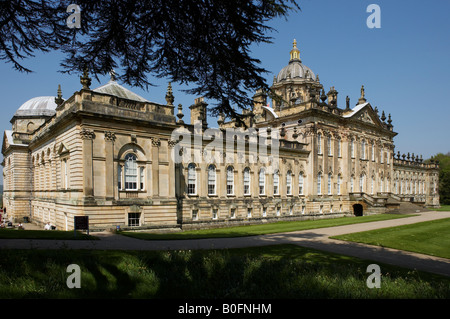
[286,171,292,195]
[208,166,216,195]
[262,207,267,217]
[128,213,140,227]
[140,167,145,190]
[259,169,265,195]
[372,144,375,161]
[62,158,69,189]
[299,174,304,195]
[192,209,198,220]
[226,167,234,195]
[118,165,122,190]
[187,164,196,195]
[230,208,236,219]
[337,175,341,195]
[289,206,293,215]
[328,174,332,195]
[276,207,281,216]
[318,134,322,154]
[212,209,218,220]
[317,173,322,195]
[247,208,252,218]
[273,171,279,195]
[243,168,250,195]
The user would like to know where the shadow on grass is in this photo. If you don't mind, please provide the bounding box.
[1,245,449,299]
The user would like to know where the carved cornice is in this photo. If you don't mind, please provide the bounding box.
[104,131,116,142]
[151,137,161,147]
[80,128,95,140]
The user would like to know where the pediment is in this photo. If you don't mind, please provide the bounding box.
[57,143,70,155]
[344,103,383,128]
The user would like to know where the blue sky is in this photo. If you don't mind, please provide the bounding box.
[1,0,449,178]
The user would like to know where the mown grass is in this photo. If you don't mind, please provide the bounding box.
[0,244,448,299]
[435,205,450,211]
[121,213,415,240]
[0,228,97,240]
[332,218,450,259]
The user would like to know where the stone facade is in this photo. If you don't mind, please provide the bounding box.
[2,40,440,231]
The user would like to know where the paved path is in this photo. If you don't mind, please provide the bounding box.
[1,211,450,277]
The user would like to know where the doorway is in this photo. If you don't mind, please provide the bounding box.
[353,204,363,216]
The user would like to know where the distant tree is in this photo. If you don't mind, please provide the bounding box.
[429,153,450,205]
[0,0,300,124]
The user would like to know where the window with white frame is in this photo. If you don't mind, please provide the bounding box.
[128,213,140,227]
[259,168,266,195]
[247,208,252,218]
[124,154,138,190]
[327,173,332,195]
[372,144,375,161]
[262,207,267,217]
[230,208,236,218]
[243,167,251,195]
[208,164,216,195]
[276,206,281,216]
[317,172,322,195]
[360,174,365,192]
[139,167,145,190]
[187,163,196,195]
[371,176,374,194]
[337,174,341,195]
[351,175,354,192]
[118,165,122,190]
[212,208,218,219]
[286,170,292,195]
[299,173,304,195]
[192,209,198,220]
[226,166,234,195]
[273,169,279,195]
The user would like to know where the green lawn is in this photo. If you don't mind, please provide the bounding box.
[122,213,415,240]
[0,244,449,299]
[435,205,450,211]
[332,218,450,259]
[0,228,97,240]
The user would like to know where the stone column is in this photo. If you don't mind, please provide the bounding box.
[80,128,95,197]
[104,131,116,199]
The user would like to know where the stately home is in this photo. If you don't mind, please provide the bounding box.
[2,40,440,231]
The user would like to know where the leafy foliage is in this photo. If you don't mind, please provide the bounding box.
[0,0,300,123]
[429,152,450,204]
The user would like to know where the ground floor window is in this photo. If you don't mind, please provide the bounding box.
[128,213,141,227]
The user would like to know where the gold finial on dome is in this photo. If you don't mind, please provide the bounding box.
[290,39,301,62]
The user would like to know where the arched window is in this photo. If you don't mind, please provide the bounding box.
[317,172,322,195]
[124,154,138,190]
[187,163,196,195]
[243,167,251,195]
[287,170,292,195]
[259,168,266,195]
[226,166,234,195]
[208,164,216,195]
[273,170,279,195]
[299,173,304,195]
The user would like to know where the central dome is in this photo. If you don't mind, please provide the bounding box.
[275,39,316,83]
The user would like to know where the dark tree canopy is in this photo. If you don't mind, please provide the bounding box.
[0,0,300,122]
